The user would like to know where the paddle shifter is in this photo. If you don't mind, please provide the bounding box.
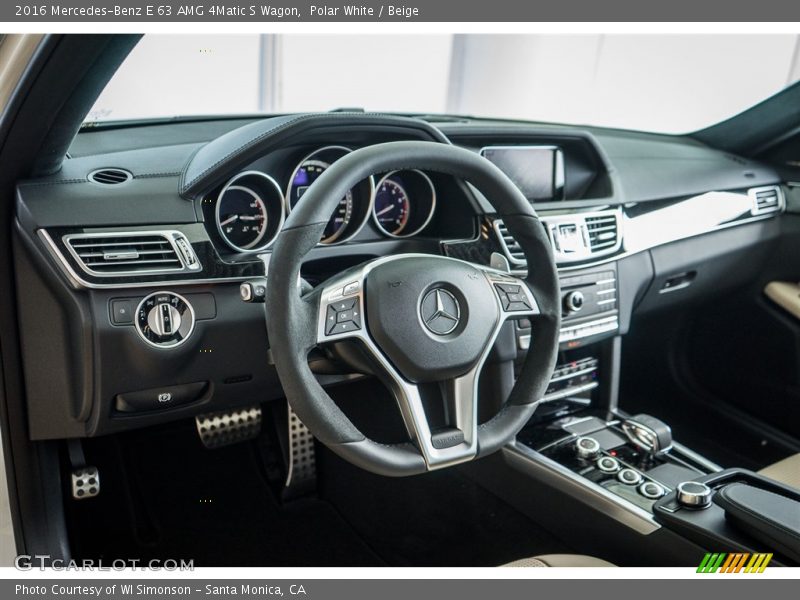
[621,414,673,456]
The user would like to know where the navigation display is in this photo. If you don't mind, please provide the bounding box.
[480,146,565,202]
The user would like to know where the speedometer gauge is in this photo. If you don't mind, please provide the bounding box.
[289,160,354,244]
[286,146,374,245]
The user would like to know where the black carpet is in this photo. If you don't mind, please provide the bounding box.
[66,418,568,567]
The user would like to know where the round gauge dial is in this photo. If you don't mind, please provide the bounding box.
[214,171,285,253]
[373,178,411,235]
[372,170,436,239]
[286,146,374,245]
[289,160,354,244]
[217,185,268,250]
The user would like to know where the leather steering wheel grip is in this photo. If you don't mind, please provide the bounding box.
[266,140,561,476]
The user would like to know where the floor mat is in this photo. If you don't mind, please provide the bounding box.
[317,448,572,567]
[67,421,384,566]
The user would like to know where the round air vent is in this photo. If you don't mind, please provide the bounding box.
[88,168,133,185]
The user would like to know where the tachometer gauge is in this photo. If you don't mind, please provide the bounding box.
[373,178,411,235]
[215,171,285,253]
[372,170,436,238]
[286,146,374,245]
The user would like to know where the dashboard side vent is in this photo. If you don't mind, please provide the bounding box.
[585,214,619,251]
[749,186,782,215]
[88,168,132,185]
[493,221,527,266]
[64,232,199,276]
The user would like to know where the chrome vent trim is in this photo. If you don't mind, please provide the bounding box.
[87,168,132,185]
[749,185,783,216]
[63,231,201,277]
[494,209,623,267]
[585,214,620,251]
[493,220,527,266]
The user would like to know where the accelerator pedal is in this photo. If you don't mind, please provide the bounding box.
[284,403,316,498]
[196,406,262,449]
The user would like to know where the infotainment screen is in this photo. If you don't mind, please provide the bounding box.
[480,146,565,202]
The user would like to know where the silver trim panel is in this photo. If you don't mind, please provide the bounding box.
[503,441,660,535]
[63,230,201,278]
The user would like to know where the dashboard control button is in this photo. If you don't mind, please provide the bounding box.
[596,455,621,473]
[639,481,666,499]
[564,290,585,313]
[676,481,713,509]
[575,436,601,460]
[617,468,643,485]
[110,299,134,325]
[115,381,208,413]
[135,291,195,349]
[240,280,266,303]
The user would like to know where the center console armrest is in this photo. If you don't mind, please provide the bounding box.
[714,483,800,563]
[653,469,800,566]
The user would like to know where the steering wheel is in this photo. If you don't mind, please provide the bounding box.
[266,141,561,476]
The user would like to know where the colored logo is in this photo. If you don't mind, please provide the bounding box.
[697,552,773,573]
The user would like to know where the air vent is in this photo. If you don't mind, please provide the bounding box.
[585,214,619,251]
[493,221,527,266]
[749,186,782,215]
[88,168,132,185]
[494,210,623,267]
[64,232,199,276]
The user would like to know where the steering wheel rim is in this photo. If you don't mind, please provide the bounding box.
[266,141,561,476]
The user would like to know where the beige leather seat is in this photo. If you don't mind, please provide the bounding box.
[759,454,800,489]
[503,554,615,567]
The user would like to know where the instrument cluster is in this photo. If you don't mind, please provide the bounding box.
[210,144,440,254]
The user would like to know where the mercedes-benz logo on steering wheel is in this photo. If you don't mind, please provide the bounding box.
[420,288,461,335]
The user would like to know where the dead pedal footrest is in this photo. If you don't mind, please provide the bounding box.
[195,406,262,449]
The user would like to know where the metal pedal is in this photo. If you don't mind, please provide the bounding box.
[71,466,100,500]
[285,404,316,491]
[196,406,261,449]
[67,440,99,500]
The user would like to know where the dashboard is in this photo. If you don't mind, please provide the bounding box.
[11,112,786,441]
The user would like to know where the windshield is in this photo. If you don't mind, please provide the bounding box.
[88,34,800,134]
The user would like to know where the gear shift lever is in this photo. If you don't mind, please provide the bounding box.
[622,414,673,456]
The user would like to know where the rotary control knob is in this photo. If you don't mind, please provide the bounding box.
[596,455,621,474]
[564,290,585,313]
[617,468,643,486]
[135,291,195,348]
[575,436,601,460]
[675,481,713,509]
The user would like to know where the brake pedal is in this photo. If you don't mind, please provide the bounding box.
[67,440,99,500]
[285,404,316,494]
[195,406,262,449]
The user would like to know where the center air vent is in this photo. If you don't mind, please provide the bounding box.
[88,168,132,185]
[64,232,200,277]
[494,210,623,267]
[585,214,619,251]
[749,186,782,215]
